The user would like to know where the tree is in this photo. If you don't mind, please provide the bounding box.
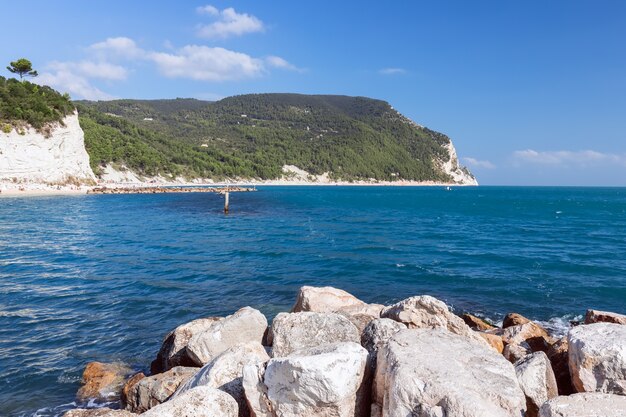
[7,58,38,79]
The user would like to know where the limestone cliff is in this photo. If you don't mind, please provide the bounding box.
[0,112,96,184]
[438,142,478,185]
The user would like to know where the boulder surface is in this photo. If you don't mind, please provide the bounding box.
[502,321,554,353]
[462,313,496,331]
[76,362,132,402]
[291,286,366,313]
[174,341,269,417]
[361,318,406,356]
[514,352,558,417]
[380,295,486,345]
[503,312,531,328]
[269,311,359,357]
[186,307,268,366]
[125,366,198,413]
[374,328,526,417]
[243,342,369,417]
[142,386,238,417]
[584,309,626,325]
[151,317,221,373]
[63,410,136,417]
[538,392,626,417]
[568,322,626,394]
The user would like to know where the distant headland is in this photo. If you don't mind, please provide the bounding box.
[1,73,477,196]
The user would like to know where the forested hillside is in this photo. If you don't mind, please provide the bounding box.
[77,94,473,182]
[0,77,74,132]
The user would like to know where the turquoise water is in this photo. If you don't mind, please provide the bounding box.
[1,186,625,416]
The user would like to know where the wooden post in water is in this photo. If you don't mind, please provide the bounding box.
[224,191,230,214]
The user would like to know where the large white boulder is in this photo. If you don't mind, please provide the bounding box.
[269,311,359,357]
[142,386,238,417]
[291,286,383,333]
[173,341,269,417]
[151,317,221,373]
[291,286,367,313]
[380,295,486,345]
[186,307,268,366]
[514,352,558,417]
[243,342,369,417]
[568,322,626,394]
[374,328,526,417]
[538,392,626,417]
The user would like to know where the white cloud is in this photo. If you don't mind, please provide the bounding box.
[34,60,127,100]
[89,37,144,58]
[265,56,303,72]
[48,60,128,81]
[463,157,496,169]
[196,6,264,39]
[513,149,626,166]
[379,67,406,75]
[149,46,265,81]
[196,5,219,16]
[35,71,114,101]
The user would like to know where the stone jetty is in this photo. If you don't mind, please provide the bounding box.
[66,286,626,417]
[87,186,255,195]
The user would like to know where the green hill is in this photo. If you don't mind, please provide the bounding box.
[0,77,74,133]
[76,94,474,182]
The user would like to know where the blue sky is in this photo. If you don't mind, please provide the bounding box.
[2,1,626,185]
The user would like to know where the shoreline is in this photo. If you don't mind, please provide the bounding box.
[0,180,475,198]
[52,286,626,417]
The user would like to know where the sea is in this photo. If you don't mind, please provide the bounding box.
[1,186,625,416]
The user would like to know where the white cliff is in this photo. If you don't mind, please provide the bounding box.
[439,141,478,185]
[0,112,96,185]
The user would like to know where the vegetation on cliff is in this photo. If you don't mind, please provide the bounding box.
[0,77,73,131]
[0,66,471,182]
[78,94,465,182]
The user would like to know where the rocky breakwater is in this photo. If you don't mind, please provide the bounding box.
[66,286,626,417]
[87,186,256,195]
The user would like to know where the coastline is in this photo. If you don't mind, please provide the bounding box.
[0,178,476,197]
[53,286,626,417]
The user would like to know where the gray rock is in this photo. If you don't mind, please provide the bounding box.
[151,317,220,373]
[173,341,269,417]
[243,342,369,417]
[504,342,532,363]
[291,286,366,313]
[142,386,238,417]
[538,392,626,417]
[291,286,383,334]
[269,311,359,357]
[514,351,558,417]
[125,366,198,413]
[374,328,526,417]
[242,362,273,417]
[380,295,487,345]
[186,307,268,366]
[568,322,626,394]
[361,318,406,359]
